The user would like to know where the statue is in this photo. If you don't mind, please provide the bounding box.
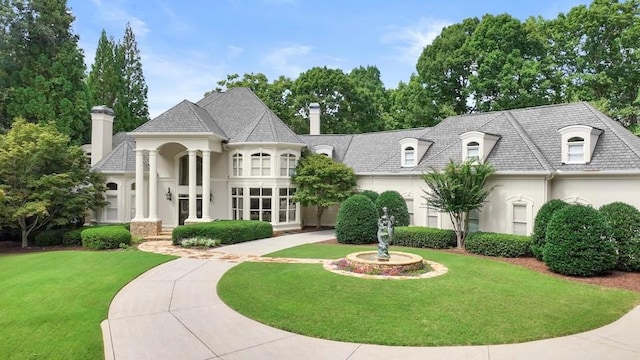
[377,207,395,261]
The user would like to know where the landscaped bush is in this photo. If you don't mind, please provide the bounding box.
[375,190,410,227]
[335,194,378,244]
[172,220,273,245]
[34,229,66,247]
[392,226,456,249]
[599,202,640,271]
[81,226,132,250]
[543,204,617,276]
[359,190,379,204]
[466,232,532,257]
[62,228,84,246]
[531,199,570,260]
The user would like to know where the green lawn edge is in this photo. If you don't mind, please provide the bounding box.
[0,250,176,360]
[219,243,640,346]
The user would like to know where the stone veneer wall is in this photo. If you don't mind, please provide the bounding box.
[131,220,162,237]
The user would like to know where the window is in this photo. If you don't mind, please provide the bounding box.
[279,188,297,223]
[106,182,118,191]
[129,183,135,220]
[512,203,527,235]
[405,198,414,225]
[105,195,118,221]
[466,141,480,161]
[426,203,439,228]
[231,187,244,220]
[249,187,272,221]
[468,209,479,233]
[280,154,297,176]
[404,147,415,167]
[567,137,585,163]
[251,153,271,176]
[179,155,202,185]
[232,153,243,176]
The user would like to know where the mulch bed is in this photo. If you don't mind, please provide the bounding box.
[319,238,640,293]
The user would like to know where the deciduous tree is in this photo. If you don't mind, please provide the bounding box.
[291,153,357,229]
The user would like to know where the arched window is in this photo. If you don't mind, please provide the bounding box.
[280,154,297,176]
[567,137,585,163]
[232,153,243,176]
[251,153,271,176]
[104,182,118,221]
[106,182,118,191]
[179,155,202,185]
[466,141,480,161]
[404,146,415,167]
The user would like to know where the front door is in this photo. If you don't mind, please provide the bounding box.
[178,198,202,225]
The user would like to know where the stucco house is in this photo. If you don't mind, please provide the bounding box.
[86,87,640,237]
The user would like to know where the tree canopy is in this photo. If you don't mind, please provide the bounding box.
[0,119,106,247]
[291,153,357,229]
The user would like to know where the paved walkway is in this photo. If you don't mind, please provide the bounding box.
[103,231,640,360]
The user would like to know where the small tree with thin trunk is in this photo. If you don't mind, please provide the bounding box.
[422,160,496,249]
[291,153,357,229]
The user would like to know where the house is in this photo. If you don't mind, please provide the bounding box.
[87,87,640,237]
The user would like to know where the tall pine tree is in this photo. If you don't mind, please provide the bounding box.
[2,0,90,144]
[87,29,123,111]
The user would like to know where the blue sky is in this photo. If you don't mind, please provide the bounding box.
[68,0,589,117]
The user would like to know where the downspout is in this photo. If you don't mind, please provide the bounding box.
[543,170,557,203]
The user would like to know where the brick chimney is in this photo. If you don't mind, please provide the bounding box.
[90,105,114,166]
[309,102,320,135]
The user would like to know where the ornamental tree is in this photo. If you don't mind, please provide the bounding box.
[422,160,496,249]
[0,119,106,247]
[291,153,357,229]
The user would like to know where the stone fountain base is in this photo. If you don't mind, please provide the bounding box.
[345,250,425,274]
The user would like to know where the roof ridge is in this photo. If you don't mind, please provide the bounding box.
[242,108,268,141]
[583,103,640,160]
[503,111,553,171]
[197,91,225,108]
[341,135,356,160]
[92,141,127,170]
[185,101,213,133]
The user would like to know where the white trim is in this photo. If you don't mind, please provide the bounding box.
[505,194,534,235]
[562,195,592,206]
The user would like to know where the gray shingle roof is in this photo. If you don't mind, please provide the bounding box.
[133,100,227,136]
[92,140,148,173]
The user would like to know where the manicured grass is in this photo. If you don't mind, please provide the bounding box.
[219,244,640,346]
[0,250,175,359]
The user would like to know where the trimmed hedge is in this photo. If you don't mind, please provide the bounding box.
[466,232,532,257]
[34,229,66,247]
[81,226,132,250]
[335,195,378,244]
[62,228,84,246]
[172,220,273,245]
[531,199,570,260]
[359,190,379,204]
[543,204,617,277]
[599,202,640,271]
[392,226,456,249]
[375,190,410,227]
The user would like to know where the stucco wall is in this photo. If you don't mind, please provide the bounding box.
[550,174,640,209]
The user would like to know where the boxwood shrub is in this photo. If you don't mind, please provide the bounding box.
[375,190,410,227]
[531,199,570,260]
[466,232,532,257]
[599,201,640,271]
[172,220,273,245]
[335,194,378,244]
[392,226,456,249]
[543,204,617,276]
[62,228,84,246]
[34,229,66,247]
[359,190,379,204]
[81,226,132,250]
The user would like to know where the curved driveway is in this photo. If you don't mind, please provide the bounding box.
[102,231,640,360]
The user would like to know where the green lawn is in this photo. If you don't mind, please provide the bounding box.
[0,250,175,360]
[219,244,640,346]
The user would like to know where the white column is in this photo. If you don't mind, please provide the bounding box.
[148,149,158,220]
[186,149,197,221]
[134,149,145,220]
[201,150,211,221]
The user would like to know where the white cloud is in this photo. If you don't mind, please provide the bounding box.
[381,18,452,64]
[228,45,244,59]
[262,44,312,78]
[90,0,150,38]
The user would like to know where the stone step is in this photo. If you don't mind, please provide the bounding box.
[144,234,172,241]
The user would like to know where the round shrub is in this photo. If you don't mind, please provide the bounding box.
[599,202,640,271]
[543,204,616,276]
[531,199,570,260]
[466,232,532,258]
[335,194,378,244]
[375,190,410,227]
[62,228,84,246]
[359,190,379,204]
[81,226,131,250]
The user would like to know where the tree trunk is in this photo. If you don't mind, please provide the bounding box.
[21,227,28,248]
[316,206,325,230]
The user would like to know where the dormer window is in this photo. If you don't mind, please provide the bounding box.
[466,141,480,161]
[404,146,415,166]
[567,137,585,163]
[314,145,334,158]
[558,125,603,164]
